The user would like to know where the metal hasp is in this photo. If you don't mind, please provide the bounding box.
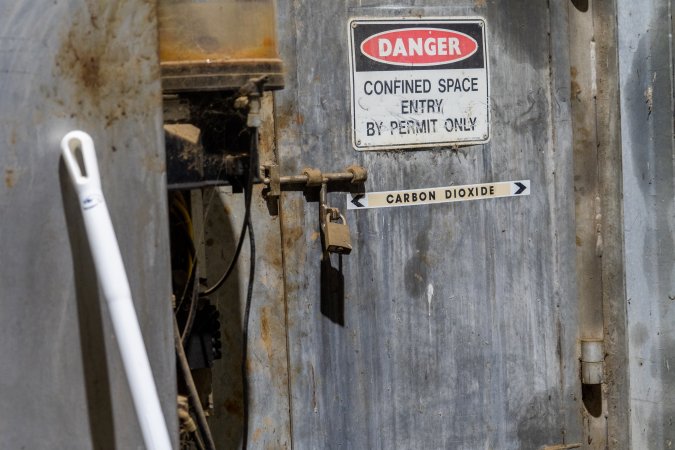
[262,164,367,254]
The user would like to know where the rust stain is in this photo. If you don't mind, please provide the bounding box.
[570,66,578,79]
[296,113,304,125]
[310,231,320,242]
[260,307,272,353]
[571,80,582,101]
[475,0,487,6]
[252,428,263,444]
[53,2,160,125]
[576,235,582,246]
[157,3,277,62]
[4,169,15,188]
[263,229,283,269]
[283,225,304,248]
[274,104,297,131]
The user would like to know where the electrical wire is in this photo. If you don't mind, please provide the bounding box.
[241,217,255,450]
[171,191,197,315]
[173,315,216,450]
[180,261,200,346]
[175,255,196,315]
[171,193,196,276]
[200,129,257,297]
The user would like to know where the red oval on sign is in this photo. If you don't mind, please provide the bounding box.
[360,28,478,66]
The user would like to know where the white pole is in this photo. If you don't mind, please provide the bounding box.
[61,131,172,450]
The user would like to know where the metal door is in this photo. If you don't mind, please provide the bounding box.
[273,1,581,448]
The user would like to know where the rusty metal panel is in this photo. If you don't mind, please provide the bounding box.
[617,0,675,448]
[275,1,581,448]
[0,2,176,448]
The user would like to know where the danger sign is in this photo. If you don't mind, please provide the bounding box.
[349,18,490,150]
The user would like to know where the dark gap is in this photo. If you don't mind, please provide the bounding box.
[582,383,602,417]
[571,0,589,12]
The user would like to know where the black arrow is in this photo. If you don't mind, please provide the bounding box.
[351,194,365,208]
[514,182,527,195]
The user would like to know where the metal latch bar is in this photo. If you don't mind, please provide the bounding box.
[261,163,367,198]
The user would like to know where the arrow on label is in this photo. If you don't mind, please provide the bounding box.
[514,182,527,195]
[351,194,365,208]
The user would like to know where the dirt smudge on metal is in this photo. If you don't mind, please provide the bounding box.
[263,225,283,269]
[143,154,167,174]
[251,427,263,444]
[5,169,15,188]
[283,224,304,249]
[52,2,161,126]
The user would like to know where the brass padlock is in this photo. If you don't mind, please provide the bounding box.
[322,213,352,254]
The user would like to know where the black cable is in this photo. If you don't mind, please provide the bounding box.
[240,128,258,449]
[173,316,217,450]
[200,129,258,297]
[241,215,255,450]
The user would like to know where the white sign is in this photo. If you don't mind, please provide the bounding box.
[347,180,529,210]
[349,18,490,150]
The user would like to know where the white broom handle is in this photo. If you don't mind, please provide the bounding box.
[61,131,172,450]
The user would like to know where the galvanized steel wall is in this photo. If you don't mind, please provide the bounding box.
[618,0,675,448]
[0,2,176,448]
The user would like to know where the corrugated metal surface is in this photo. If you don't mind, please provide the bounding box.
[617,0,675,448]
[274,1,581,448]
[0,2,176,448]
